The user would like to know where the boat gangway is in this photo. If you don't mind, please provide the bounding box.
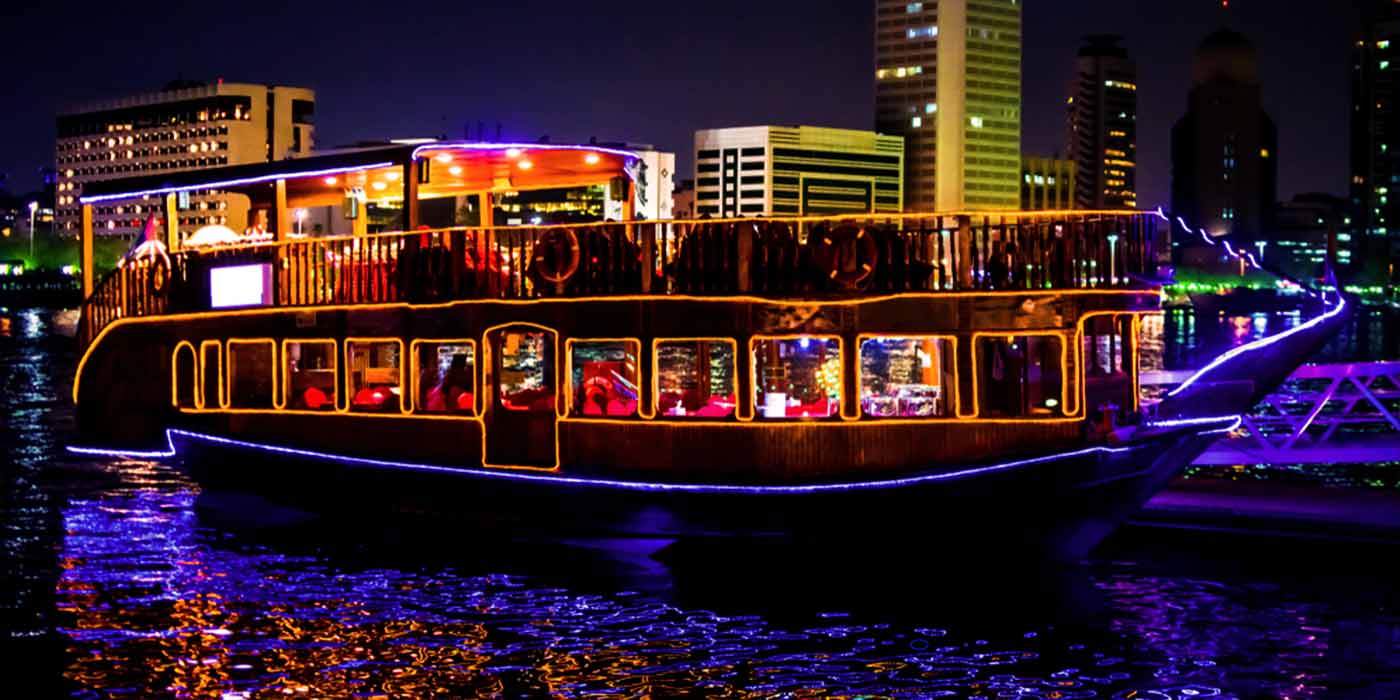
[1144,361,1400,464]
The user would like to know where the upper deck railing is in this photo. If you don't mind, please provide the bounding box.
[78,211,1163,345]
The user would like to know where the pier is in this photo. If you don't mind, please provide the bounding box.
[1144,360,1400,465]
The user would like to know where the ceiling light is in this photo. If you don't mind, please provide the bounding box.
[434,153,453,163]
[385,171,400,181]
[448,165,463,176]
[505,148,523,158]
[517,160,533,170]
[584,153,601,165]
[323,177,338,186]
[372,181,388,191]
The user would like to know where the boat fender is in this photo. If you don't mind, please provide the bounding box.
[531,227,581,285]
[816,224,879,289]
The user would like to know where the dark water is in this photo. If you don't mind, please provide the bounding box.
[4,307,1400,698]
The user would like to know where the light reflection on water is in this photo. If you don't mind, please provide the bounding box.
[5,307,1399,698]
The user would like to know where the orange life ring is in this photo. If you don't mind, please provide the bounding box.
[531,227,581,285]
[816,224,879,288]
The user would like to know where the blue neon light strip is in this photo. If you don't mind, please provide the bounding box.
[65,416,1241,495]
[411,142,641,162]
[79,162,397,204]
[1166,297,1347,398]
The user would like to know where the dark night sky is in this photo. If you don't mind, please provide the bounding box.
[0,1,1369,207]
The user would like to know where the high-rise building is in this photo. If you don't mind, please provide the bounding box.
[1171,29,1277,260]
[1067,35,1137,210]
[1349,2,1400,287]
[1273,193,1349,285]
[693,126,903,217]
[875,0,1022,212]
[54,81,315,238]
[1021,155,1076,211]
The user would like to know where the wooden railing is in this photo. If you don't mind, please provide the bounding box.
[79,211,1163,346]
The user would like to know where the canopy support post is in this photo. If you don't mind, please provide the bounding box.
[164,193,179,251]
[81,204,94,298]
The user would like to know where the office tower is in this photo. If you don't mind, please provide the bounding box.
[693,126,903,216]
[875,0,1021,211]
[54,81,315,238]
[1068,35,1137,209]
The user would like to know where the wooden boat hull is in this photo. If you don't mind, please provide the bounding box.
[162,418,1231,560]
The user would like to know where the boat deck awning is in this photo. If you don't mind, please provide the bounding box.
[78,142,640,208]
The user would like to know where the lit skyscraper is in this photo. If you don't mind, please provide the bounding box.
[875,0,1022,212]
[1349,2,1400,287]
[1171,29,1277,256]
[1067,35,1137,210]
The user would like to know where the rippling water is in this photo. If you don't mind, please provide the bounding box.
[4,307,1400,698]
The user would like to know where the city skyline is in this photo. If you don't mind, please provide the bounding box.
[0,0,1374,211]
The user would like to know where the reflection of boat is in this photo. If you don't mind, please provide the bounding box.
[67,142,1351,559]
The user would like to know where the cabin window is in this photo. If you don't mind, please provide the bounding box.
[1083,315,1138,415]
[172,342,197,409]
[414,341,476,415]
[347,340,403,413]
[977,334,1067,418]
[226,340,276,409]
[199,341,222,408]
[859,336,955,418]
[496,331,555,413]
[568,340,640,417]
[752,336,842,420]
[654,340,736,418]
[284,340,338,411]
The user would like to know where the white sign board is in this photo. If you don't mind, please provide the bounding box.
[210,263,273,308]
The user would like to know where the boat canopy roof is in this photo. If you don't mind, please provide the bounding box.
[78,142,640,208]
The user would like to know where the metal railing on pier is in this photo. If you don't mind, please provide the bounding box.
[1144,361,1400,464]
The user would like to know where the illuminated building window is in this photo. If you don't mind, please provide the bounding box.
[859,337,955,418]
[227,340,276,409]
[753,337,841,420]
[497,331,554,413]
[347,340,402,413]
[285,340,337,410]
[976,335,1066,418]
[655,340,735,418]
[569,340,639,417]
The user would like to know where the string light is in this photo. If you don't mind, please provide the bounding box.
[66,420,1243,495]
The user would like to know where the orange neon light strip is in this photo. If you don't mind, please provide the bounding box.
[747,335,846,422]
[853,334,960,420]
[170,341,197,409]
[479,322,561,472]
[408,339,478,416]
[563,338,644,420]
[341,338,409,416]
[969,330,1074,420]
[651,337,742,421]
[280,338,339,412]
[224,339,279,410]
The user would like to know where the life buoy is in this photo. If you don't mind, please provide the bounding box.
[147,254,171,296]
[815,224,879,289]
[530,227,581,285]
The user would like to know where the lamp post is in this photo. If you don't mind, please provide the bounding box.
[27,201,38,263]
[1254,240,1266,268]
[1106,233,1119,285]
